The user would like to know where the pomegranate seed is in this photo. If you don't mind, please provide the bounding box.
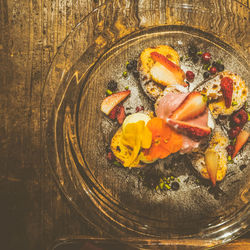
[202,52,211,62]
[232,109,248,127]
[226,145,235,156]
[107,151,115,162]
[186,71,195,81]
[209,66,217,74]
[136,106,140,112]
[228,126,241,139]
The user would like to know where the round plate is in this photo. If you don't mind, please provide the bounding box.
[42,2,249,248]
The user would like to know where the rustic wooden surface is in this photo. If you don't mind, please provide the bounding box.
[0,1,98,250]
[0,0,249,250]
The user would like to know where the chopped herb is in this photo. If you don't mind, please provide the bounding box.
[170,176,175,180]
[177,178,180,182]
[232,101,238,106]
[113,161,122,167]
[232,138,236,145]
[126,61,129,66]
[165,184,171,189]
[202,94,208,103]
[106,89,113,95]
[197,51,203,55]
[207,66,212,71]
[248,113,250,121]
[202,63,210,70]
[122,71,128,78]
[159,182,164,190]
[155,185,159,191]
[227,156,234,164]
[125,86,129,90]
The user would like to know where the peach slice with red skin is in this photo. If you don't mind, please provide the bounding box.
[101,90,131,115]
[170,92,207,121]
[150,52,187,87]
[167,118,211,140]
[232,130,249,158]
[205,149,218,186]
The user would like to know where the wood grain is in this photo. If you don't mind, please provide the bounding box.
[0,1,249,250]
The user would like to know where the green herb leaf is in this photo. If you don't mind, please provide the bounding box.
[106,89,113,95]
[202,64,210,70]
[122,71,128,78]
[159,182,164,190]
[202,94,208,103]
[232,101,238,106]
[113,161,122,167]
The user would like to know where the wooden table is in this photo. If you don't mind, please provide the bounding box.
[0,1,249,249]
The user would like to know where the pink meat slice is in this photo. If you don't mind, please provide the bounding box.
[156,93,208,153]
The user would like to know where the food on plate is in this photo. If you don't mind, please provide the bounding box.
[142,117,183,162]
[190,127,229,186]
[155,91,212,153]
[150,52,186,86]
[101,44,248,188]
[101,90,131,115]
[169,92,207,121]
[232,130,249,158]
[137,45,188,100]
[198,71,248,118]
[204,149,219,186]
[111,114,152,167]
[166,119,211,140]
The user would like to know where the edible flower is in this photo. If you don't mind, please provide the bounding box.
[121,120,152,167]
[143,117,183,161]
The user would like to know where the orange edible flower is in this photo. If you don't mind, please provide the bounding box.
[143,117,183,161]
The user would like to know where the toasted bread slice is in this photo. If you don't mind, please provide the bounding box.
[189,126,229,183]
[138,45,182,101]
[197,71,248,118]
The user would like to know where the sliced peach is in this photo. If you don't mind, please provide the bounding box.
[205,149,218,186]
[150,52,186,87]
[232,130,249,158]
[170,92,207,121]
[101,90,130,115]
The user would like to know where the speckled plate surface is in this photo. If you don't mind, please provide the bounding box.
[42,2,249,248]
